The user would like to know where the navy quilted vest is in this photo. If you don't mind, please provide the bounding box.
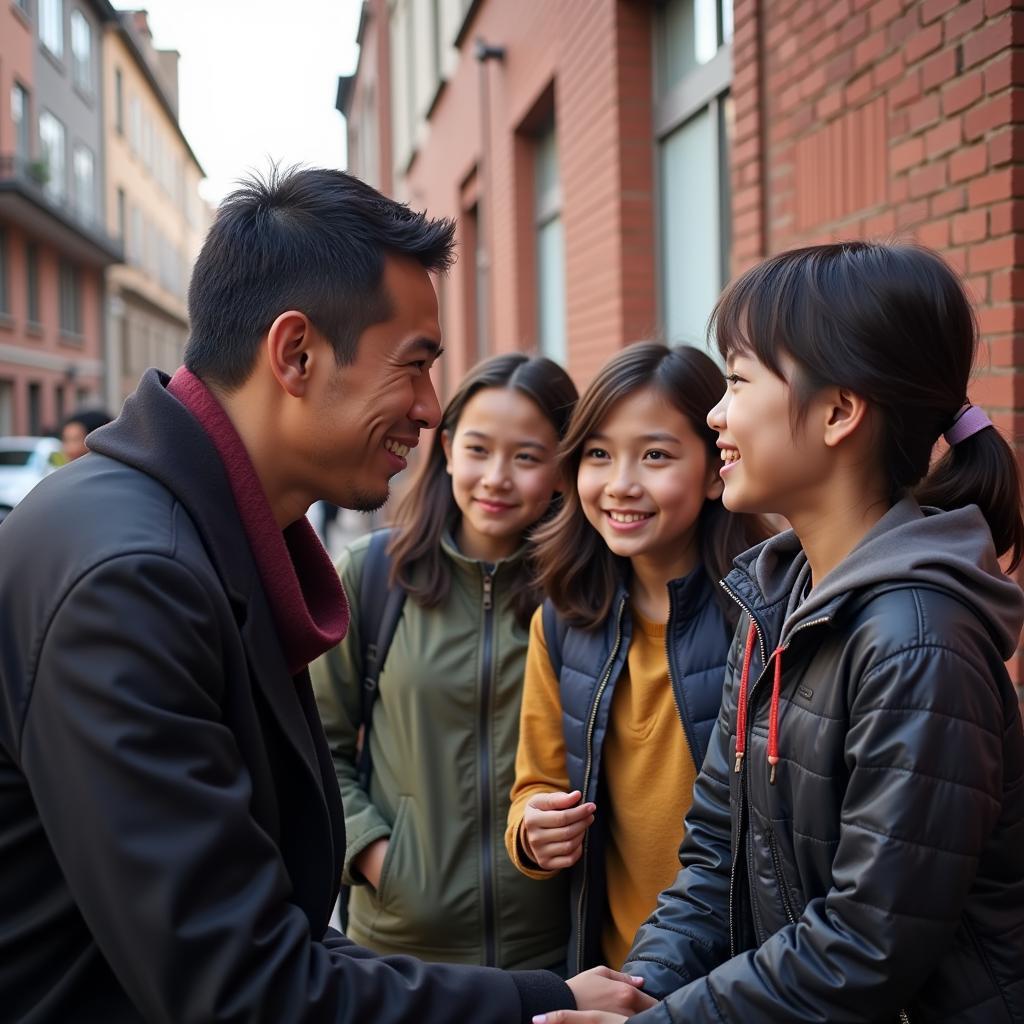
[545,564,733,972]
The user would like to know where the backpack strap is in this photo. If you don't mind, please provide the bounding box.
[356,528,406,791]
[541,598,568,681]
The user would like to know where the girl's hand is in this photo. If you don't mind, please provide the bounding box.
[352,837,389,890]
[564,966,656,1015]
[522,790,596,870]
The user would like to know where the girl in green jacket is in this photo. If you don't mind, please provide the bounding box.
[312,353,579,970]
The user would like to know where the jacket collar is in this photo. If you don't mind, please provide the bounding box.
[165,367,347,674]
[88,369,340,820]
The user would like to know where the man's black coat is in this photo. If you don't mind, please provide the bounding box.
[0,370,570,1023]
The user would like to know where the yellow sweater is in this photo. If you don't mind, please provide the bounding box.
[505,606,697,968]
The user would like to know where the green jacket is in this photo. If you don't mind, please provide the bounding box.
[311,531,569,969]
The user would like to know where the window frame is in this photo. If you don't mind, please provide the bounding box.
[70,8,93,95]
[38,108,67,202]
[58,259,83,338]
[653,0,734,345]
[39,0,65,60]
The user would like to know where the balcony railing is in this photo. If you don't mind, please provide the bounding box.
[0,154,123,262]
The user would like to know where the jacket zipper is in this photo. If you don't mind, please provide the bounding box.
[721,582,911,1021]
[718,580,830,955]
[478,569,497,966]
[574,593,627,974]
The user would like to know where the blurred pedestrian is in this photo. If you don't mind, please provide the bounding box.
[312,353,578,970]
[60,407,112,461]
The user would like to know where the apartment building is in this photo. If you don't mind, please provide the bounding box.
[0,0,121,434]
[340,0,1024,693]
[103,10,207,407]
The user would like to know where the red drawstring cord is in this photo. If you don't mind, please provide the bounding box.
[734,617,784,785]
[734,619,756,772]
[768,647,784,785]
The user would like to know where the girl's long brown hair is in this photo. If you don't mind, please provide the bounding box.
[534,343,771,629]
[387,353,578,627]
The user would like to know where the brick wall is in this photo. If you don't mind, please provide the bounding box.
[399,0,656,390]
[732,0,1024,701]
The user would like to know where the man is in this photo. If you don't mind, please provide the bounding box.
[0,169,652,1022]
[60,407,113,461]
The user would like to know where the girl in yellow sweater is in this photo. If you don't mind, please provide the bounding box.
[505,343,768,974]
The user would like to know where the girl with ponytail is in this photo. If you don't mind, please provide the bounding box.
[542,242,1024,1024]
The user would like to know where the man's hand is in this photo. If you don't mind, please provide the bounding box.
[563,966,656,1016]
[522,790,596,870]
[533,1014,626,1024]
[352,837,389,890]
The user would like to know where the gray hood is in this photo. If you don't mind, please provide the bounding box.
[734,498,1024,660]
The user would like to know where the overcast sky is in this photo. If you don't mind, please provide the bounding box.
[113,1,362,205]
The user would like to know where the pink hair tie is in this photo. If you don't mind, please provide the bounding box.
[944,403,992,446]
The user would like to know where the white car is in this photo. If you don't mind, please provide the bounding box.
[0,436,64,525]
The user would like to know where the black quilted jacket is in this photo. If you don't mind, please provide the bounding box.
[624,500,1024,1024]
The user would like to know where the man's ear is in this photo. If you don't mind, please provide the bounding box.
[822,386,870,449]
[265,310,317,397]
[440,429,454,475]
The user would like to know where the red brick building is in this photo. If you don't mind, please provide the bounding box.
[340,0,1024,693]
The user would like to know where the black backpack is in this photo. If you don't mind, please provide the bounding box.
[354,528,407,790]
[336,528,405,931]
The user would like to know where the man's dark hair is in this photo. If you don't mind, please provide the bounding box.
[62,408,112,434]
[184,166,456,390]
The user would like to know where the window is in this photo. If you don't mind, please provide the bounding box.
[534,122,567,365]
[13,0,29,14]
[73,144,95,223]
[114,68,124,134]
[55,384,66,423]
[0,381,12,435]
[655,0,733,349]
[40,0,64,58]
[28,382,42,435]
[12,84,30,166]
[116,187,126,241]
[128,205,142,265]
[26,243,40,324]
[59,261,82,336]
[141,113,153,171]
[0,229,9,316]
[38,110,66,201]
[129,95,141,154]
[70,10,93,93]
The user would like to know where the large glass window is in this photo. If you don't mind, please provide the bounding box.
[73,143,95,223]
[70,9,93,93]
[12,84,31,166]
[39,0,64,58]
[655,0,733,349]
[535,122,567,365]
[38,110,66,202]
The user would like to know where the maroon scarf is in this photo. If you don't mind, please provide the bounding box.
[167,367,349,674]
